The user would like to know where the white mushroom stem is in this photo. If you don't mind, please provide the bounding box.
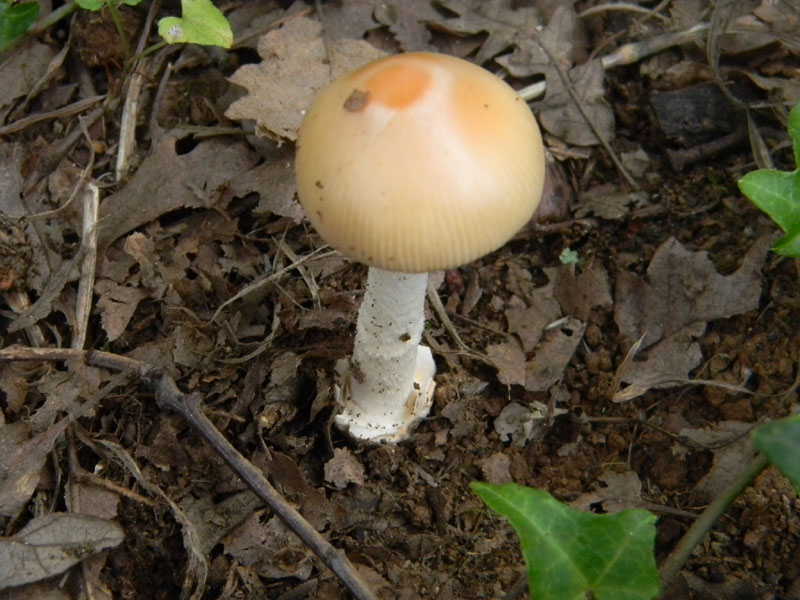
[334,267,436,442]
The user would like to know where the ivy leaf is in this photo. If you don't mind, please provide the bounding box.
[791,98,800,169]
[158,0,232,48]
[73,0,105,10]
[0,0,39,53]
[471,482,660,600]
[739,100,800,257]
[753,415,800,494]
[74,0,140,10]
[739,169,800,256]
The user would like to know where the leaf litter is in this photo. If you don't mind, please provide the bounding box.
[1,0,799,597]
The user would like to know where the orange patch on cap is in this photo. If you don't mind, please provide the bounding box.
[363,61,432,110]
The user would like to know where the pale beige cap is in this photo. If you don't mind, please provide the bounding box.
[295,52,545,273]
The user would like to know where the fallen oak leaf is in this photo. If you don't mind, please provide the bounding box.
[97,135,259,248]
[614,235,773,351]
[536,58,614,147]
[432,0,540,65]
[373,0,441,51]
[225,16,385,141]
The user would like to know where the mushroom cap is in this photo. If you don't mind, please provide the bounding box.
[295,52,545,273]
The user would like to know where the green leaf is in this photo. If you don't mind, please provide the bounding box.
[0,0,39,53]
[75,0,141,8]
[471,482,660,600]
[738,168,800,256]
[74,0,106,10]
[157,0,232,48]
[559,248,580,265]
[753,415,800,494]
[738,99,800,257]
[790,99,800,169]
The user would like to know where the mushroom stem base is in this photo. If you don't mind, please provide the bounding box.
[334,268,436,442]
[334,345,435,442]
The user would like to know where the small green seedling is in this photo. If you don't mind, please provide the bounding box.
[471,482,660,600]
[738,99,800,257]
[76,0,231,52]
[753,414,800,495]
[158,0,232,48]
[559,247,580,265]
[74,0,141,10]
[0,0,39,53]
[74,0,143,60]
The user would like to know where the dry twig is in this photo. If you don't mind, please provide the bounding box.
[0,345,378,600]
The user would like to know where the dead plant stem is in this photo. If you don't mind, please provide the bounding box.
[659,453,769,588]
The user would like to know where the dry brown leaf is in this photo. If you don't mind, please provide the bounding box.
[570,471,644,513]
[504,291,561,353]
[98,136,259,248]
[172,324,215,370]
[736,70,800,107]
[486,337,526,387]
[0,365,27,414]
[612,236,773,401]
[222,510,313,580]
[722,14,780,54]
[225,17,386,141]
[373,0,441,51]
[477,452,513,484]
[433,0,540,65]
[230,148,303,222]
[321,0,379,42]
[324,447,366,490]
[614,235,773,351]
[525,317,585,392]
[545,262,613,321]
[1,581,70,600]
[224,3,284,49]
[0,513,124,590]
[493,400,566,447]
[181,491,261,555]
[262,351,302,407]
[613,328,705,402]
[0,415,70,518]
[32,363,105,430]
[496,5,575,77]
[575,186,650,220]
[0,39,56,110]
[537,58,614,146]
[680,421,756,500]
[256,451,330,531]
[0,144,25,217]
[95,279,147,342]
[669,0,708,29]
[65,480,120,600]
[135,414,189,472]
[297,307,352,331]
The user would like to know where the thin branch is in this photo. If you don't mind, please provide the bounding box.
[533,33,641,191]
[659,453,769,588]
[0,345,378,600]
[578,2,670,21]
[0,95,106,136]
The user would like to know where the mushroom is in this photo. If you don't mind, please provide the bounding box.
[295,52,545,442]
